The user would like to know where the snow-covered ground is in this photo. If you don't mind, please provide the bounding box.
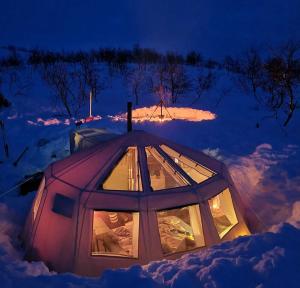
[0,64,300,287]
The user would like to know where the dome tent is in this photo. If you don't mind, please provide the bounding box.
[23,130,251,276]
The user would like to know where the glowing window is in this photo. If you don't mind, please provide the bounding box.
[208,188,238,238]
[102,147,143,191]
[33,177,45,220]
[145,146,189,191]
[92,211,139,258]
[156,205,205,255]
[160,145,215,184]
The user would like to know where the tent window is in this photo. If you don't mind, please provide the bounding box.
[33,177,45,220]
[160,145,215,184]
[102,147,143,191]
[145,146,189,191]
[92,210,139,258]
[208,188,238,238]
[156,204,205,255]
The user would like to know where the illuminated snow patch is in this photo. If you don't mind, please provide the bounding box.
[7,113,18,120]
[109,106,216,123]
[76,115,102,124]
[27,115,102,126]
[27,118,71,126]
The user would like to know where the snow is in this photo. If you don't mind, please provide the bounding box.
[148,224,300,287]
[0,63,300,286]
[229,143,300,226]
[286,201,300,229]
[109,106,216,122]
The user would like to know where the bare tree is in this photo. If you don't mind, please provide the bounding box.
[165,63,190,103]
[5,67,33,98]
[0,92,11,109]
[125,63,146,105]
[263,42,300,126]
[227,42,300,126]
[147,63,168,102]
[149,61,190,104]
[225,49,263,102]
[79,58,105,101]
[0,48,32,98]
[194,70,216,103]
[41,63,77,117]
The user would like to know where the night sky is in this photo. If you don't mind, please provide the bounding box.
[0,0,300,58]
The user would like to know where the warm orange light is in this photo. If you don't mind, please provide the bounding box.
[27,115,102,126]
[109,106,216,123]
[233,226,251,238]
[212,196,220,210]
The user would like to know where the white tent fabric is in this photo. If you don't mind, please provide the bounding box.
[69,128,118,153]
[23,130,252,276]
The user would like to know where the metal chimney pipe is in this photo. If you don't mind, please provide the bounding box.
[127,101,132,132]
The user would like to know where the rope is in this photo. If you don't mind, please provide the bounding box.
[0,176,34,199]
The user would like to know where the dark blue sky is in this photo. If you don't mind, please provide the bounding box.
[0,0,299,58]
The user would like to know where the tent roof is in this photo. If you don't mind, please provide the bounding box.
[46,130,225,192]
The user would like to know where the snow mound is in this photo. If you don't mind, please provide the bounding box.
[229,144,300,226]
[1,201,300,287]
[146,223,300,287]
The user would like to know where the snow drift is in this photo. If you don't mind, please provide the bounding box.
[229,144,300,226]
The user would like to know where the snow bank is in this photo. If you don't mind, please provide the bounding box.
[0,202,53,286]
[0,200,300,287]
[147,223,300,287]
[228,144,300,226]
[286,201,300,228]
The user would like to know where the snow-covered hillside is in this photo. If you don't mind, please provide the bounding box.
[0,61,300,287]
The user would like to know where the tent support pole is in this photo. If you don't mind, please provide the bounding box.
[127,102,132,132]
